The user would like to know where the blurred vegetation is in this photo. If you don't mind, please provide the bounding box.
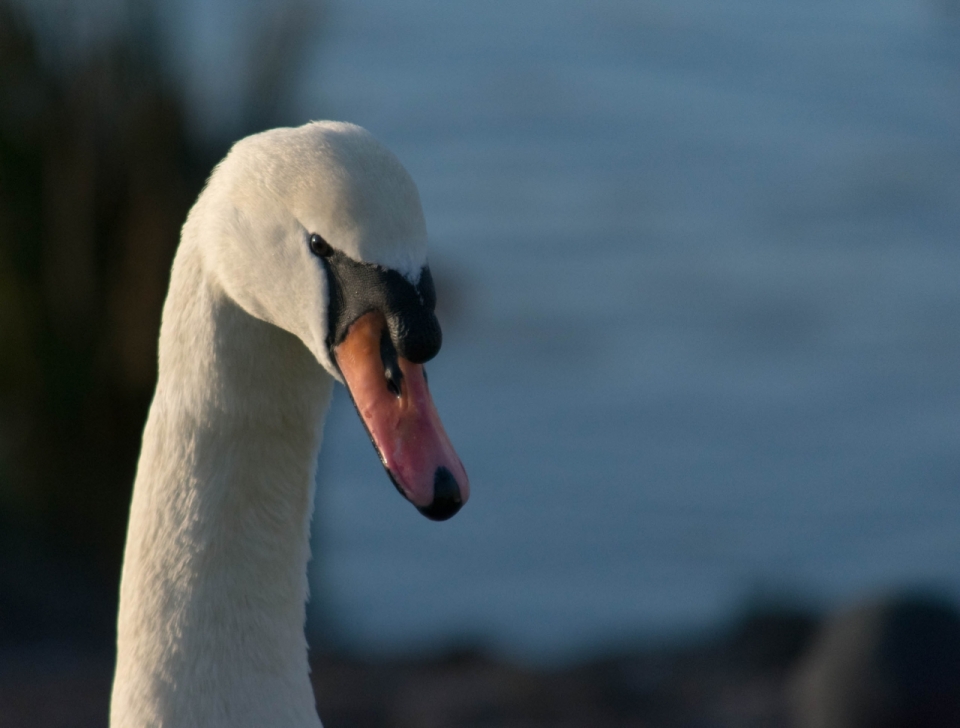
[0,0,321,641]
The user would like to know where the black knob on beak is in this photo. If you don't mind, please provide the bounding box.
[389,311,442,364]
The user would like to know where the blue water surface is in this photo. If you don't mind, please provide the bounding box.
[296,0,960,660]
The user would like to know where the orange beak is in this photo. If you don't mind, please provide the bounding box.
[334,311,469,520]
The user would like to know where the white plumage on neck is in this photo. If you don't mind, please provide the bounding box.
[111,240,332,727]
[110,122,434,727]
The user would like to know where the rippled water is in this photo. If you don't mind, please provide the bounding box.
[297,0,960,660]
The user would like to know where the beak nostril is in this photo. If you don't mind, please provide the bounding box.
[380,327,403,398]
[385,368,401,398]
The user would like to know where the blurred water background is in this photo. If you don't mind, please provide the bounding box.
[2,0,960,669]
[310,0,960,661]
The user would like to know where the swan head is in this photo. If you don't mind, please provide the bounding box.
[196,121,468,520]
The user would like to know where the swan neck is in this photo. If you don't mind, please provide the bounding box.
[111,242,332,728]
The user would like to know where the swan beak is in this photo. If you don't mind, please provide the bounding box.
[334,311,470,520]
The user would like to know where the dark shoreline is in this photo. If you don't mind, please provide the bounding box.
[0,605,815,728]
[3,595,958,728]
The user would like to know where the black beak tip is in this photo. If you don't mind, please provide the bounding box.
[417,466,463,521]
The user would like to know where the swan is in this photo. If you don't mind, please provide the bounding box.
[109,121,470,727]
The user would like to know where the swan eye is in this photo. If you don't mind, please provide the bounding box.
[309,233,333,258]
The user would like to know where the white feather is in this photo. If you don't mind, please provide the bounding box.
[110,121,428,728]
